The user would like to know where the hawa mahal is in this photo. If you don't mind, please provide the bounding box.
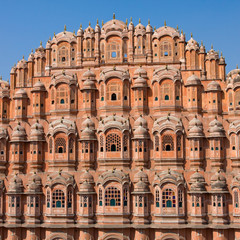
[0,15,239,239]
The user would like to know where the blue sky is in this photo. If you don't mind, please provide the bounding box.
[0,0,239,80]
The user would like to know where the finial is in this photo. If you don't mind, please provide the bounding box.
[139,18,141,24]
[221,51,223,57]
[40,41,42,46]
[80,24,82,29]
[201,40,203,46]
[211,44,213,49]
[64,25,66,32]
[125,18,128,25]
[73,30,75,35]
[31,49,33,53]
[130,17,132,23]
[89,21,91,26]
[113,13,115,19]
[54,32,56,37]
[49,36,51,41]
[0,76,2,80]
[191,32,193,38]
[148,19,150,25]
[181,29,183,35]
[154,26,156,31]
[164,20,166,27]
[237,64,239,69]
[176,25,178,30]
[97,19,99,25]
[22,55,24,59]
[102,20,104,27]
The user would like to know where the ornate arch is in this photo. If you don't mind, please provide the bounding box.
[99,232,130,240]
[99,68,131,83]
[48,233,74,240]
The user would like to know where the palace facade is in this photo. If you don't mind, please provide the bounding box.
[0,15,239,239]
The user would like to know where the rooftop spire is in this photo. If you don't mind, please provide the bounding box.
[130,17,132,23]
[201,40,203,46]
[89,21,91,26]
[139,18,141,23]
[164,20,166,27]
[113,13,115,19]
[191,32,193,38]
[97,19,99,25]
[148,19,150,25]
[176,25,178,30]
[154,26,156,31]
[40,41,42,46]
[102,20,104,26]
[181,29,183,35]
[64,25,66,32]
[211,44,213,49]
[237,64,239,69]
[126,18,128,25]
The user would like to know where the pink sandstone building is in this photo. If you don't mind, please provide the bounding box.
[0,15,239,239]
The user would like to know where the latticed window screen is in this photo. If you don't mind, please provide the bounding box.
[105,187,121,206]
[177,135,181,151]
[162,135,174,151]
[106,133,121,152]
[162,188,176,208]
[107,42,120,59]
[47,190,50,207]
[234,191,239,207]
[156,189,160,207]
[160,41,172,57]
[229,92,233,105]
[100,84,104,100]
[58,46,68,62]
[67,190,72,208]
[161,83,172,100]
[52,189,65,208]
[155,135,159,151]
[106,82,121,101]
[55,138,66,153]
[123,188,128,206]
[49,138,53,153]
[69,138,74,153]
[56,87,68,105]
[99,188,103,206]
[154,83,158,101]
[123,135,128,147]
[178,189,183,207]
[236,91,240,106]
[175,83,181,101]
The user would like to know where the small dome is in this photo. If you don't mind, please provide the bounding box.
[8,174,23,193]
[135,21,146,36]
[189,171,206,192]
[146,23,153,33]
[32,80,46,92]
[95,23,101,33]
[133,169,148,183]
[11,123,27,141]
[77,26,84,36]
[30,121,44,141]
[233,74,240,84]
[80,170,94,183]
[134,66,147,79]
[188,125,204,138]
[186,37,199,51]
[132,76,147,88]
[209,118,225,138]
[211,171,228,192]
[186,74,201,86]
[189,116,203,129]
[82,79,96,90]
[82,69,96,79]
[27,173,42,193]
[81,126,96,141]
[28,51,34,62]
[134,179,149,193]
[82,117,95,130]
[79,181,95,193]
[16,58,27,69]
[206,81,221,92]
[13,89,28,99]
[134,116,147,129]
[133,125,148,139]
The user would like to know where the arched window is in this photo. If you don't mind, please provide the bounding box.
[162,188,176,208]
[56,87,68,108]
[162,135,174,151]
[229,91,233,106]
[235,91,240,107]
[58,46,69,64]
[161,82,172,101]
[47,190,50,208]
[234,191,239,208]
[107,82,121,101]
[106,133,121,152]
[153,83,159,101]
[178,189,183,207]
[49,138,53,154]
[55,138,66,153]
[67,190,72,208]
[155,135,159,151]
[105,186,121,206]
[160,41,172,57]
[99,188,103,206]
[123,188,128,206]
[107,41,120,60]
[69,137,74,154]
[156,189,160,207]
[100,135,104,152]
[52,189,65,208]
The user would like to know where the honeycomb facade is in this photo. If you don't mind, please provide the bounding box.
[0,16,239,239]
